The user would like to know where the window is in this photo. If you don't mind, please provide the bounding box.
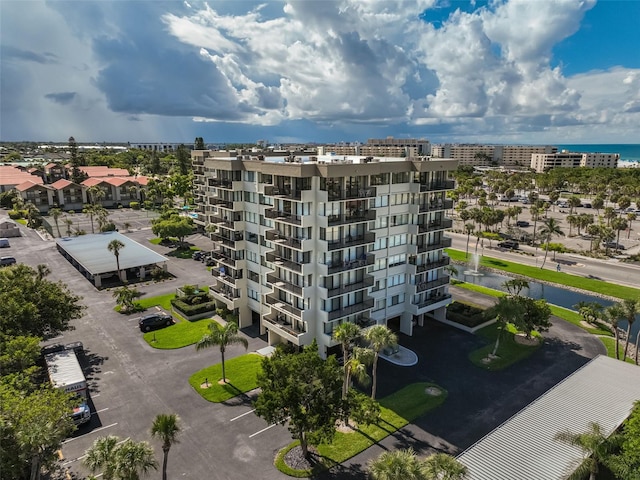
[372,279,386,292]
[389,294,405,306]
[373,299,386,312]
[388,234,407,247]
[247,251,259,264]
[247,288,259,301]
[373,216,388,229]
[388,274,405,287]
[374,195,389,208]
[388,254,406,268]
[244,171,255,182]
[392,172,410,184]
[372,237,388,251]
[371,258,386,272]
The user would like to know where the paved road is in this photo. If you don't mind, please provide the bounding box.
[448,232,640,289]
[7,224,612,480]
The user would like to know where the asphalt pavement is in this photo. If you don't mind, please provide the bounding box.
[5,222,616,480]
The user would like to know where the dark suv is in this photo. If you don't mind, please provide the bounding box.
[515,221,530,227]
[138,312,174,332]
[497,240,519,250]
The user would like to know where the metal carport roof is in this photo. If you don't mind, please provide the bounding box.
[56,231,167,275]
[458,355,640,480]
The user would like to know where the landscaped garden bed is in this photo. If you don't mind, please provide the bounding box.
[446,300,487,328]
[189,354,263,402]
[468,322,542,371]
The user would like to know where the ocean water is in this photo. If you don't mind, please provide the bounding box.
[556,144,640,163]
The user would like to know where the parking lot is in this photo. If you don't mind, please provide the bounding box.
[42,208,160,237]
[4,220,609,480]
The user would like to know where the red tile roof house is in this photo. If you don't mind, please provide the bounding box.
[15,181,55,213]
[79,166,130,178]
[45,162,68,183]
[50,179,87,211]
[81,177,144,207]
[0,165,44,193]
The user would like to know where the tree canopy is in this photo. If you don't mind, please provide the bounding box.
[0,264,85,340]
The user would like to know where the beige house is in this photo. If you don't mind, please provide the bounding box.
[15,181,55,213]
[51,179,87,211]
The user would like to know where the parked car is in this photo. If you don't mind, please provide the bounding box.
[583,203,592,208]
[0,238,10,248]
[0,256,16,266]
[497,240,519,250]
[516,221,530,227]
[192,251,206,261]
[204,257,216,267]
[138,312,174,332]
[603,242,625,250]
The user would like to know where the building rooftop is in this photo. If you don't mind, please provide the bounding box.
[458,355,640,480]
[56,232,167,275]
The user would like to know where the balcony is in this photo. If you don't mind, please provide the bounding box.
[323,254,375,275]
[266,273,303,296]
[210,284,241,309]
[327,209,376,226]
[326,186,377,201]
[409,256,450,274]
[418,218,454,233]
[323,314,374,336]
[265,230,308,251]
[327,232,376,251]
[327,298,374,321]
[211,232,243,249]
[263,314,306,345]
[323,276,374,298]
[410,293,452,312]
[417,237,453,253]
[211,269,240,286]
[211,250,237,268]
[208,178,233,189]
[265,251,305,273]
[264,186,309,201]
[415,275,450,292]
[419,180,456,192]
[265,294,303,319]
[210,216,235,229]
[264,208,302,226]
[209,198,234,209]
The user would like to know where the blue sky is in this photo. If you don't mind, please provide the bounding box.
[1,0,639,145]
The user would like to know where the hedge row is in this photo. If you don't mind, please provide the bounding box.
[171,298,217,316]
[446,301,487,328]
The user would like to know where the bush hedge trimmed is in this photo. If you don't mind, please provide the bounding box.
[171,296,217,316]
[446,301,486,328]
[130,201,140,210]
[8,210,22,219]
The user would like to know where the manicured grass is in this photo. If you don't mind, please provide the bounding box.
[455,282,504,298]
[469,322,541,371]
[446,248,640,301]
[149,237,163,245]
[599,337,636,364]
[189,354,262,402]
[277,383,447,476]
[143,318,215,349]
[137,293,175,311]
[16,219,27,225]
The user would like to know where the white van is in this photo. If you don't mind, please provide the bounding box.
[0,238,10,248]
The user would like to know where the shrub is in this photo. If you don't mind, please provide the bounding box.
[446,301,487,328]
[100,222,117,232]
[143,200,154,210]
[7,209,22,219]
[130,201,140,210]
[171,297,217,316]
[150,266,171,280]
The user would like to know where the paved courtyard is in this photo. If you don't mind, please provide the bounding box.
[6,220,607,480]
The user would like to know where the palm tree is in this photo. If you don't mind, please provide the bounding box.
[502,278,529,297]
[195,321,248,383]
[573,302,603,328]
[107,239,126,281]
[83,204,98,233]
[539,217,565,268]
[344,346,373,396]
[151,414,181,480]
[603,305,623,360]
[619,298,639,361]
[84,435,119,480]
[364,325,398,400]
[332,321,362,399]
[24,201,40,228]
[113,439,157,480]
[368,448,426,480]
[463,222,474,260]
[49,207,62,237]
[421,453,469,480]
[87,185,105,206]
[485,296,524,356]
[554,422,621,480]
[113,285,141,313]
[64,216,73,237]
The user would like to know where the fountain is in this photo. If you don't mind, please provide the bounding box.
[463,252,483,276]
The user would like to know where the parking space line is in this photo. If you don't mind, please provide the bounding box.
[230,409,255,422]
[92,407,108,416]
[62,422,118,443]
[249,423,278,438]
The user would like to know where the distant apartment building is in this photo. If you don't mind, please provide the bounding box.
[192,150,457,357]
[431,144,557,167]
[129,143,183,152]
[319,137,430,158]
[530,151,619,173]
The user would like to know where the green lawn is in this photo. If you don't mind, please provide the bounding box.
[143,317,215,349]
[446,248,640,301]
[599,337,636,364]
[189,354,262,402]
[137,293,175,311]
[276,383,447,477]
[469,322,542,370]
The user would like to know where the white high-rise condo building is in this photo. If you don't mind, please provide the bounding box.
[192,150,457,357]
[530,151,619,173]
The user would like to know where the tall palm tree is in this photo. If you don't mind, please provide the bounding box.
[603,305,623,360]
[83,204,98,233]
[364,325,398,400]
[368,448,426,480]
[151,414,181,480]
[49,207,62,237]
[619,298,639,361]
[485,296,524,356]
[344,346,373,397]
[573,302,603,328]
[421,453,469,480]
[463,222,474,260]
[502,278,529,297]
[539,217,565,268]
[195,321,248,383]
[332,321,362,399]
[84,435,119,480]
[113,439,157,480]
[554,422,621,480]
[87,185,105,206]
[64,216,73,237]
[107,239,126,281]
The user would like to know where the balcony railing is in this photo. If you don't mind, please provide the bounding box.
[210,283,240,300]
[324,276,374,298]
[415,276,450,292]
[326,254,375,275]
[412,293,452,310]
[265,294,302,319]
[263,314,305,337]
[266,230,304,250]
[211,269,240,286]
[417,237,453,253]
[211,250,237,267]
[208,178,233,189]
[418,218,454,233]
[264,186,307,200]
[327,232,375,251]
[328,298,374,321]
[326,186,377,201]
[410,256,450,273]
[419,180,456,192]
[327,209,376,226]
[266,273,303,296]
[264,209,302,225]
[209,198,234,209]
[265,251,305,273]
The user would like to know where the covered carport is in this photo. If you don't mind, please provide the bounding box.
[56,231,168,287]
[457,355,640,479]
